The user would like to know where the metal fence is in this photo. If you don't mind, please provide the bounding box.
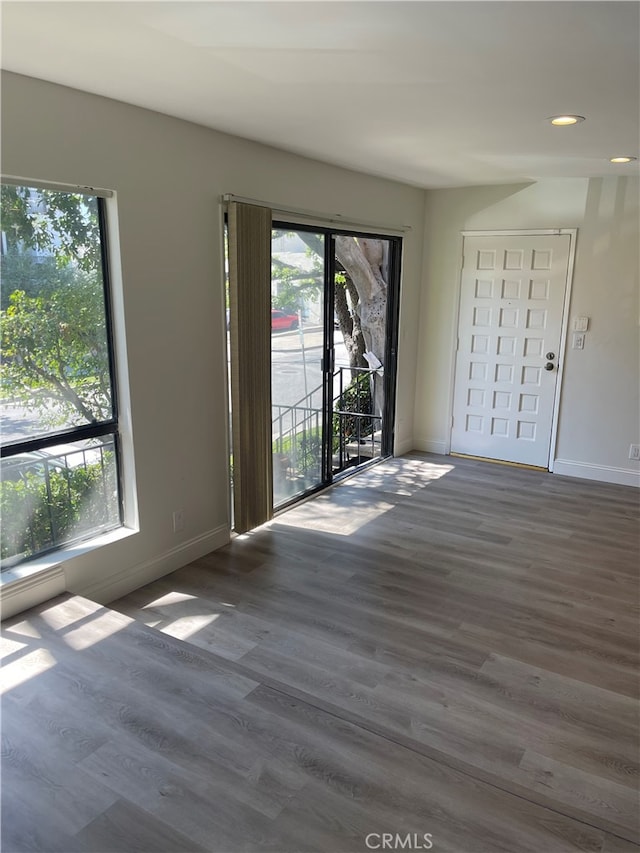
[0,438,120,567]
[332,366,383,471]
[272,366,383,501]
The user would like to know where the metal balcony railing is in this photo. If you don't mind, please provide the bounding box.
[272,366,383,501]
[331,366,382,472]
[272,383,324,493]
[0,437,120,568]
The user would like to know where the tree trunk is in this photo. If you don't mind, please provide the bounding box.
[334,237,387,365]
[334,274,366,379]
[296,232,389,418]
[334,237,388,419]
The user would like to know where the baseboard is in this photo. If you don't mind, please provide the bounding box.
[553,459,640,488]
[412,438,449,455]
[77,525,231,605]
[0,565,67,622]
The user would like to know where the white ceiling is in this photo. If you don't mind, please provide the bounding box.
[2,1,639,188]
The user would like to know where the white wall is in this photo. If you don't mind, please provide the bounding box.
[3,71,637,619]
[1,71,425,617]
[415,177,640,486]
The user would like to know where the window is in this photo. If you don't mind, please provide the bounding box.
[1,182,122,568]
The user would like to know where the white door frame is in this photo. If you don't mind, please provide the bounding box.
[448,229,578,471]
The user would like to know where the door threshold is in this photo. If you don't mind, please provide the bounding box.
[449,452,547,472]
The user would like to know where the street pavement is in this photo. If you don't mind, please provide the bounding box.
[272,325,349,409]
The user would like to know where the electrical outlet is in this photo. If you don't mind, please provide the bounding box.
[172,509,184,532]
[572,332,585,350]
[629,445,640,461]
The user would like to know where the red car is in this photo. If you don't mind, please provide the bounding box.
[271,309,299,331]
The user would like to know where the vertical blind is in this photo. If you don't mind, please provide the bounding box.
[227,201,273,533]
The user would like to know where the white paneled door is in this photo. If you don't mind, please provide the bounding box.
[451,233,571,467]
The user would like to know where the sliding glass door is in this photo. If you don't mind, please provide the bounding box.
[271,229,326,505]
[271,225,401,510]
[331,235,394,475]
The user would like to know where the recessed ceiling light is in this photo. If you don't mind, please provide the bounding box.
[548,115,585,126]
[609,156,637,163]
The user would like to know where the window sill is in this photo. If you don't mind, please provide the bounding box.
[0,526,138,620]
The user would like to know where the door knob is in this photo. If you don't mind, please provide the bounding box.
[544,362,554,371]
[546,352,556,360]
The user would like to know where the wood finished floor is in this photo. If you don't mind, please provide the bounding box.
[2,453,639,852]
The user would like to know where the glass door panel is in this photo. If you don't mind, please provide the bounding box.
[331,236,391,475]
[271,228,326,507]
[271,225,401,510]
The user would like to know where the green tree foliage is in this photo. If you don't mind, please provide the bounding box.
[333,372,374,444]
[271,239,323,313]
[1,185,101,271]
[1,277,112,424]
[0,252,78,311]
[271,263,322,313]
[273,426,322,479]
[293,232,369,373]
[1,185,111,426]
[0,456,119,562]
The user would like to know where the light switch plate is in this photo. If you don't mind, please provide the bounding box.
[573,316,589,332]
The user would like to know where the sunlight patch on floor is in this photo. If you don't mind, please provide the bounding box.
[41,598,104,630]
[1,647,57,692]
[279,497,396,535]
[277,460,456,535]
[142,590,199,608]
[2,621,42,641]
[349,461,455,496]
[163,612,221,640]
[1,633,30,661]
[62,611,131,650]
